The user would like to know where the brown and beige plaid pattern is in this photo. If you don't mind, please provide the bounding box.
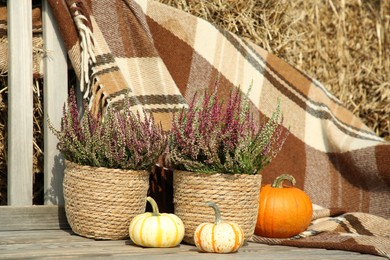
[252,206,390,258]
[48,0,390,257]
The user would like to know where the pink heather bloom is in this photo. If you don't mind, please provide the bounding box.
[168,85,289,174]
[49,91,167,170]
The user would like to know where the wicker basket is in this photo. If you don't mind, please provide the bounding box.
[63,160,150,240]
[173,170,262,244]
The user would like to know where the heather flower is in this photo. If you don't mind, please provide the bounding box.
[49,90,167,170]
[168,86,289,175]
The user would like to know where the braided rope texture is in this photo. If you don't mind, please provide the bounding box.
[63,160,150,240]
[173,170,262,244]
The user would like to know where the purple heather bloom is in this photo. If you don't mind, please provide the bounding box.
[168,86,289,174]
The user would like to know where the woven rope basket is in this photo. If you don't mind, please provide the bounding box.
[64,160,150,240]
[173,170,262,244]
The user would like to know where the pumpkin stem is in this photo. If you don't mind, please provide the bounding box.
[271,174,296,188]
[146,196,160,216]
[206,201,222,225]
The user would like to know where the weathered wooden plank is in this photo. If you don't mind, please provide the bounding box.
[0,228,385,260]
[0,230,87,246]
[42,0,68,206]
[0,206,69,231]
[7,0,33,206]
[0,240,383,260]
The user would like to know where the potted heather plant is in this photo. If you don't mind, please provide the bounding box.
[49,90,167,240]
[168,86,289,244]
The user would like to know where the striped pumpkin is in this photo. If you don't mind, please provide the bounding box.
[194,202,244,253]
[129,197,185,247]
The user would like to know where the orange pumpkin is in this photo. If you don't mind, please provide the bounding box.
[255,174,313,238]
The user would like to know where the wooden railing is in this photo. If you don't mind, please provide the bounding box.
[6,0,67,206]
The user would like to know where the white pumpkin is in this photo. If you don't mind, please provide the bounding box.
[194,202,244,253]
[129,196,184,247]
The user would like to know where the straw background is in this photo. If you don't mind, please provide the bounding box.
[158,0,389,139]
[0,0,389,204]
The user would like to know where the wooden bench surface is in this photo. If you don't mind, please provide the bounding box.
[0,206,386,260]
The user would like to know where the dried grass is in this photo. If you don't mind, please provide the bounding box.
[288,0,390,139]
[159,0,389,139]
[0,77,44,204]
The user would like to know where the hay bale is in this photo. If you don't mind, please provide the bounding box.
[0,77,44,205]
[0,5,44,77]
[0,3,45,204]
[287,0,390,139]
[159,0,389,139]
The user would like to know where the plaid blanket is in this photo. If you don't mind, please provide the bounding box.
[251,205,390,257]
[47,0,390,258]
